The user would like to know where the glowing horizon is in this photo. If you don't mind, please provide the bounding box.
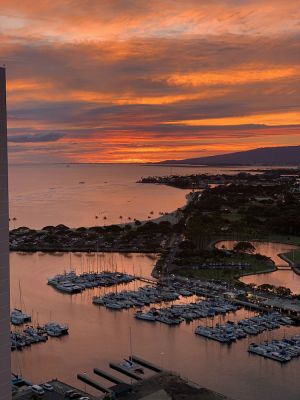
[1,1,299,163]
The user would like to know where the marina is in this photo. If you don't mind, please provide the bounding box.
[11,309,31,326]
[248,336,300,363]
[48,270,136,294]
[194,313,294,344]
[11,322,69,351]
[92,284,183,308]
[10,252,300,400]
[134,299,240,325]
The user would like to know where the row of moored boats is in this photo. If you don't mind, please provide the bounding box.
[248,336,300,363]
[11,322,69,351]
[11,309,32,326]
[195,313,294,343]
[92,284,193,309]
[48,271,136,294]
[134,299,240,324]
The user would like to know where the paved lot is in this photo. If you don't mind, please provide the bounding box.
[13,379,99,400]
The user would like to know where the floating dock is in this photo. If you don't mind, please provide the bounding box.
[109,363,143,381]
[93,368,125,385]
[77,373,110,393]
[130,355,163,373]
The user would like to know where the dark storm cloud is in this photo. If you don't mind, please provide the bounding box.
[8,132,65,143]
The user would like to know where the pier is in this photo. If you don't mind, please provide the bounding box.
[130,355,163,373]
[74,356,160,395]
[93,368,125,385]
[136,276,157,284]
[109,363,144,381]
[77,373,111,393]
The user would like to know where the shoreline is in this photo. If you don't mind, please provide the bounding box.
[213,239,300,278]
[279,253,300,276]
[12,247,158,254]
[238,265,277,278]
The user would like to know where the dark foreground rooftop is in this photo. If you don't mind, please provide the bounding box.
[120,372,232,400]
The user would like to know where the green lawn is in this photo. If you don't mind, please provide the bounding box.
[265,234,300,246]
[174,253,274,282]
[284,250,300,264]
[222,212,241,222]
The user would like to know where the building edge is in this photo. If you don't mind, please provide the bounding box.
[0,66,11,399]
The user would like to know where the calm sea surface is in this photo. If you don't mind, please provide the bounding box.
[9,163,274,229]
[9,164,300,399]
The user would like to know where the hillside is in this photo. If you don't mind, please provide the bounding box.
[161,145,300,165]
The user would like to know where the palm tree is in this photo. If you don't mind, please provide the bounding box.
[12,217,17,229]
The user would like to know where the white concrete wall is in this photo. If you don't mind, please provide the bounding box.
[0,67,11,399]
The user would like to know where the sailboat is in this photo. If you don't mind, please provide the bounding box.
[120,327,144,374]
[11,281,31,325]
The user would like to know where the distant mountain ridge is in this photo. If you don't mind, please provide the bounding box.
[160,145,300,166]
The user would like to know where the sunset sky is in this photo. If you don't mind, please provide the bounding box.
[1,0,300,163]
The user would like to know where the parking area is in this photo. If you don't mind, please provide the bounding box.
[13,379,99,400]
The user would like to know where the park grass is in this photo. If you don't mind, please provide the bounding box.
[222,212,241,222]
[264,234,300,246]
[214,232,300,247]
[284,250,300,264]
[174,253,274,282]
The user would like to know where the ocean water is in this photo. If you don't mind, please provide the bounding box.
[9,163,266,229]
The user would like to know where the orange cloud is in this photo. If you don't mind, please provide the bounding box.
[167,111,300,127]
[2,1,300,163]
[165,66,299,87]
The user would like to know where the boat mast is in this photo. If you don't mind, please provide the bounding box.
[129,326,133,360]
